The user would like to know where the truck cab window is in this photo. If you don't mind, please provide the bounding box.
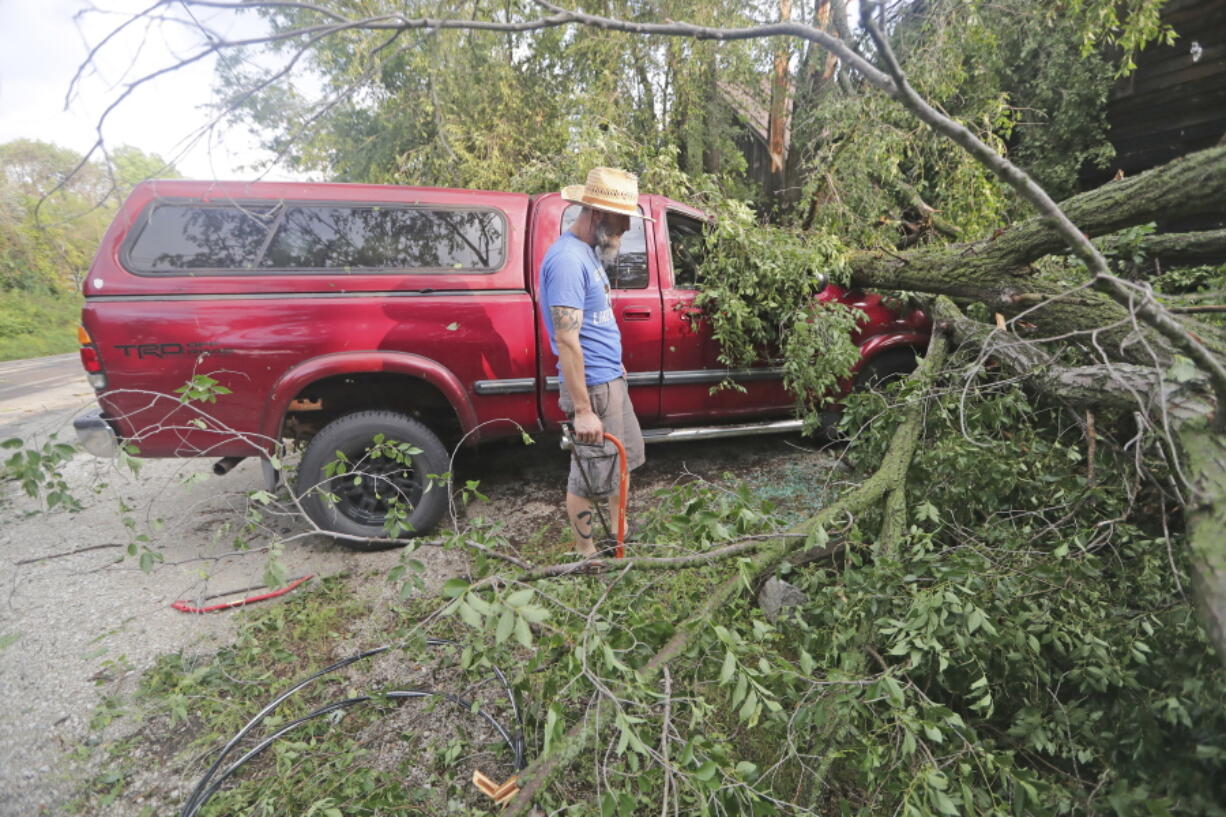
[262,206,505,271]
[126,203,279,270]
[561,204,649,289]
[125,202,506,273]
[667,212,706,290]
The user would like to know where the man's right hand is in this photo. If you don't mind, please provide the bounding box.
[573,407,604,445]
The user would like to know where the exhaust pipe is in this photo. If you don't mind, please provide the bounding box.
[213,456,245,476]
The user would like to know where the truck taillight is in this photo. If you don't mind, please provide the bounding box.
[77,326,107,389]
[80,346,102,373]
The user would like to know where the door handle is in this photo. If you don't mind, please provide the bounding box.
[622,308,653,321]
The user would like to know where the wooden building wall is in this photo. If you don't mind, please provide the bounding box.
[1092,0,1226,182]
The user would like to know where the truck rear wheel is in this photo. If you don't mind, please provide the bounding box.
[295,411,450,550]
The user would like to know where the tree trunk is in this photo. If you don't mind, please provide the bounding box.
[766,0,793,205]
[849,147,1226,364]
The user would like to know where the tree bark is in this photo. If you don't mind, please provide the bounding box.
[1099,228,1226,269]
[849,147,1226,364]
[930,297,1214,422]
[1184,422,1226,659]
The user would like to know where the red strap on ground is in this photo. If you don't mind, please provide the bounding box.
[602,432,629,559]
[171,574,314,614]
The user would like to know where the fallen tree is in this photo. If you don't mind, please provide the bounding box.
[55,2,1226,816]
[850,146,1226,365]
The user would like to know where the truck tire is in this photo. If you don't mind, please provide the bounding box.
[295,411,449,550]
[819,348,919,440]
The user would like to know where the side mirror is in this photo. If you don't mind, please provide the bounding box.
[813,271,828,289]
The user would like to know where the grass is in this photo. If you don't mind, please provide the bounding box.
[0,289,82,361]
[66,467,829,816]
[71,574,522,817]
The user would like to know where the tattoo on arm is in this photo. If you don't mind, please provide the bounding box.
[574,509,594,539]
[551,306,582,334]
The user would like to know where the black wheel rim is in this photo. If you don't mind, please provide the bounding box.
[327,442,427,528]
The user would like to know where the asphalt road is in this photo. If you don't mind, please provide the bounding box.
[0,353,83,400]
[0,353,94,443]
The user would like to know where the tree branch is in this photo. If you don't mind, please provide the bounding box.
[505,331,949,815]
[1099,228,1226,269]
[930,296,1213,423]
[859,5,1226,427]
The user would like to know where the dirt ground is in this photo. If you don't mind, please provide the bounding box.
[0,380,841,816]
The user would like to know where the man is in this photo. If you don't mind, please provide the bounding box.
[540,167,649,557]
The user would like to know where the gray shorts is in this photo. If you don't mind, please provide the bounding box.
[559,376,646,498]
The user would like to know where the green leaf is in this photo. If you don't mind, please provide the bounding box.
[543,706,560,755]
[505,588,533,608]
[738,688,758,722]
[731,672,748,708]
[930,789,959,816]
[441,578,469,598]
[466,594,493,616]
[1167,355,1198,383]
[805,525,829,548]
[495,609,515,644]
[0,633,19,651]
[457,600,483,629]
[969,691,993,712]
[880,675,905,707]
[514,614,533,648]
[719,650,736,684]
[518,604,549,623]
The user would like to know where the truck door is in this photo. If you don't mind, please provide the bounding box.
[658,209,793,423]
[531,194,663,428]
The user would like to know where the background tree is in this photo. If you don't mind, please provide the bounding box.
[0,140,178,359]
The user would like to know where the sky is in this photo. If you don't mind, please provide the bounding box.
[0,0,283,179]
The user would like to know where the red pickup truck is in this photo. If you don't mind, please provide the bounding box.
[73,180,929,542]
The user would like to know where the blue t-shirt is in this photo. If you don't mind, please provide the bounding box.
[540,231,623,386]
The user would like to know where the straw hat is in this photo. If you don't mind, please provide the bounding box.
[561,167,654,221]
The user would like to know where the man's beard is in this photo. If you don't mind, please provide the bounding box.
[594,219,622,270]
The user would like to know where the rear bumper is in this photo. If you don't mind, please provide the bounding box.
[73,409,120,458]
